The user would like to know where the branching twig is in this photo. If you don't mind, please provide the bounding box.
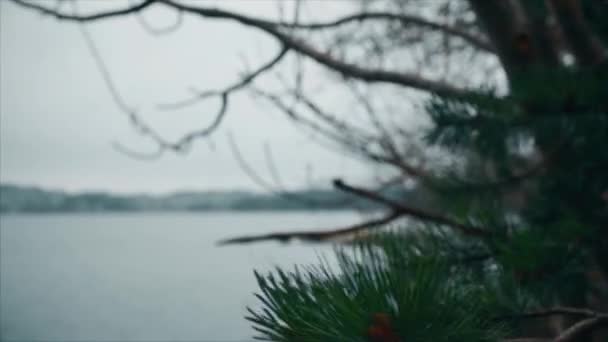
[10,0,484,98]
[72,1,229,156]
[218,177,491,245]
[249,87,372,158]
[333,179,489,237]
[275,12,495,53]
[158,47,289,110]
[227,133,355,209]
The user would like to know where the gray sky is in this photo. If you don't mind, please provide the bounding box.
[0,0,372,193]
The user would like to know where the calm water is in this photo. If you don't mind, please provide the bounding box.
[0,211,359,342]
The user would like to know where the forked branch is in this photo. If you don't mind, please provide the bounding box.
[159,47,289,110]
[333,179,489,237]
[10,0,481,98]
[275,12,495,53]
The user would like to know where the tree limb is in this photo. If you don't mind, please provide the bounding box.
[275,12,495,53]
[333,179,489,237]
[553,315,608,342]
[10,0,480,98]
[499,308,608,341]
[217,211,401,245]
[162,0,477,98]
[9,0,156,21]
[496,307,606,321]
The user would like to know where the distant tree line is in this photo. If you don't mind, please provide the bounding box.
[0,184,431,213]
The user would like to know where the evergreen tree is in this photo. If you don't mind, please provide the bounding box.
[248,66,608,339]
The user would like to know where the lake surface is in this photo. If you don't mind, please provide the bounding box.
[0,211,359,342]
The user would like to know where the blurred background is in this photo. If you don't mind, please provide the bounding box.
[4,0,581,341]
[0,1,406,341]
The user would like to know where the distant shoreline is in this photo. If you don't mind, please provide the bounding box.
[0,208,360,215]
[1,183,388,214]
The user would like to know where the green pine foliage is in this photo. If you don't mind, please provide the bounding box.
[247,231,508,341]
[247,63,608,341]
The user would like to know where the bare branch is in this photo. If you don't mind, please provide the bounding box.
[227,132,298,201]
[553,315,608,342]
[218,176,491,245]
[11,0,481,98]
[117,93,228,155]
[276,12,495,53]
[252,86,437,182]
[333,179,489,237]
[111,142,164,161]
[496,307,606,321]
[249,87,372,157]
[75,16,173,155]
[9,0,156,21]
[227,133,356,209]
[18,0,493,61]
[218,211,401,245]
[72,4,233,154]
[162,93,228,151]
[498,308,608,342]
[289,88,377,145]
[130,0,182,36]
[159,47,289,110]
[161,0,478,97]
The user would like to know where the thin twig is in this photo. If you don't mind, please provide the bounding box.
[496,307,604,321]
[553,315,608,342]
[11,0,485,98]
[274,11,495,52]
[158,47,289,110]
[218,211,401,245]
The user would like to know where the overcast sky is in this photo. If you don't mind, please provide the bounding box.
[0,0,376,194]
